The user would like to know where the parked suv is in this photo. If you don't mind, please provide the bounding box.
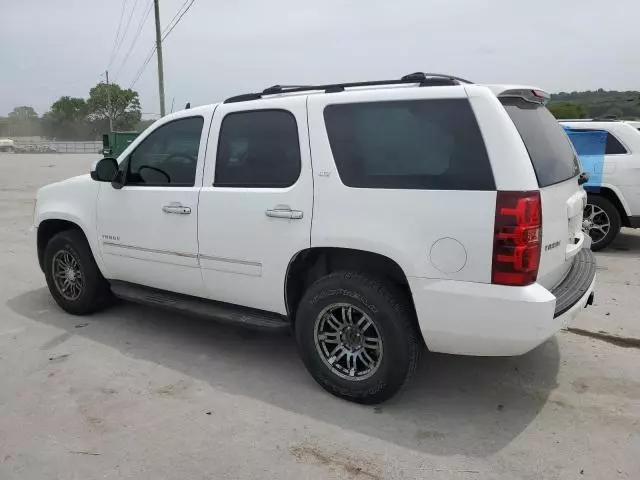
[35,73,596,403]
[561,120,640,250]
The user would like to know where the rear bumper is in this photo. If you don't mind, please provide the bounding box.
[551,248,596,317]
[409,249,597,356]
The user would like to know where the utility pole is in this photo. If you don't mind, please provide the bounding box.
[104,70,114,132]
[153,0,166,117]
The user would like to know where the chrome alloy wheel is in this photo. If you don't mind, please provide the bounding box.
[583,203,611,245]
[52,249,84,301]
[314,303,383,381]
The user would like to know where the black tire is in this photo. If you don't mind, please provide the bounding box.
[584,195,622,251]
[43,229,112,315]
[295,271,421,404]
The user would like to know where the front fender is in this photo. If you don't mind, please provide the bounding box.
[35,175,107,276]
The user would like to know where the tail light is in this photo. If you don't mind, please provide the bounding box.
[492,191,542,286]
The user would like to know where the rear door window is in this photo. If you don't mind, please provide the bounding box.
[501,98,580,187]
[215,110,301,188]
[563,128,606,156]
[323,99,494,190]
[565,128,628,155]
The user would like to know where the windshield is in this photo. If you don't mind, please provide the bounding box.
[501,98,580,187]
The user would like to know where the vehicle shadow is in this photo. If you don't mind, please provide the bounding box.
[7,288,560,458]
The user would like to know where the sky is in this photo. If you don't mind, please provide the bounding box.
[1,0,638,118]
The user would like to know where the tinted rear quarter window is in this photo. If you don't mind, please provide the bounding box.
[501,98,580,187]
[605,132,627,154]
[323,99,494,190]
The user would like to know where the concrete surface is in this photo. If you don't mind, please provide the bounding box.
[574,229,640,341]
[0,153,638,480]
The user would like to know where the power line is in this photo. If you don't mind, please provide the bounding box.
[107,0,129,69]
[163,0,191,35]
[128,0,196,88]
[161,0,195,41]
[129,45,157,88]
[114,0,154,80]
[109,0,142,71]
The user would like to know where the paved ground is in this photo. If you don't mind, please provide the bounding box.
[1,154,638,480]
[575,232,640,341]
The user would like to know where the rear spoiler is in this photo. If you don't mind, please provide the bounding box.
[497,88,550,105]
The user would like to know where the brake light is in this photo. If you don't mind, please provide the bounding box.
[532,89,549,100]
[492,191,542,286]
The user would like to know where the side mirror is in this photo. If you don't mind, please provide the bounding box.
[90,157,118,182]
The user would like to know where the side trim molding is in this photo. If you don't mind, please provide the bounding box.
[102,241,198,259]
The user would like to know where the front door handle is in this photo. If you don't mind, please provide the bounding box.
[162,203,191,215]
[265,208,303,220]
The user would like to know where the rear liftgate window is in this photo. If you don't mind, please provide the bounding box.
[323,99,495,190]
[501,98,580,187]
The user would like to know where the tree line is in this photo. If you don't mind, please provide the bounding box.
[0,82,153,141]
[3,86,638,139]
[548,89,640,120]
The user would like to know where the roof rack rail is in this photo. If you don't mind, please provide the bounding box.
[262,85,314,95]
[224,72,473,103]
[563,117,619,122]
[401,72,474,84]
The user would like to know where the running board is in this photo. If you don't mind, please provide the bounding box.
[109,281,290,332]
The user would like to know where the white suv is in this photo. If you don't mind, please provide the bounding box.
[561,120,640,250]
[34,73,596,403]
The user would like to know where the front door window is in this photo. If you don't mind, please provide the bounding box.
[126,116,204,186]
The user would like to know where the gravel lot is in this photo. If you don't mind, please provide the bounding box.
[1,154,639,480]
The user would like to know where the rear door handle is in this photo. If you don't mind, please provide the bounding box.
[265,208,303,220]
[162,203,191,215]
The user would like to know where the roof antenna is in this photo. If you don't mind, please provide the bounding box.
[185,102,191,109]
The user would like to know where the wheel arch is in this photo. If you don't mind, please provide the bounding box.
[37,218,93,272]
[284,247,415,321]
[586,185,630,227]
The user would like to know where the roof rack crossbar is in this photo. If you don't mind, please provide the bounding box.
[224,72,473,103]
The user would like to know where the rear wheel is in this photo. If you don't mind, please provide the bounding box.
[583,195,621,251]
[43,230,112,315]
[295,271,421,404]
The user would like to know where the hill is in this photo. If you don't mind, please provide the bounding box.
[549,89,640,120]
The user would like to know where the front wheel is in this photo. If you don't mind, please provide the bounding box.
[295,272,421,404]
[583,195,621,251]
[43,230,112,315]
